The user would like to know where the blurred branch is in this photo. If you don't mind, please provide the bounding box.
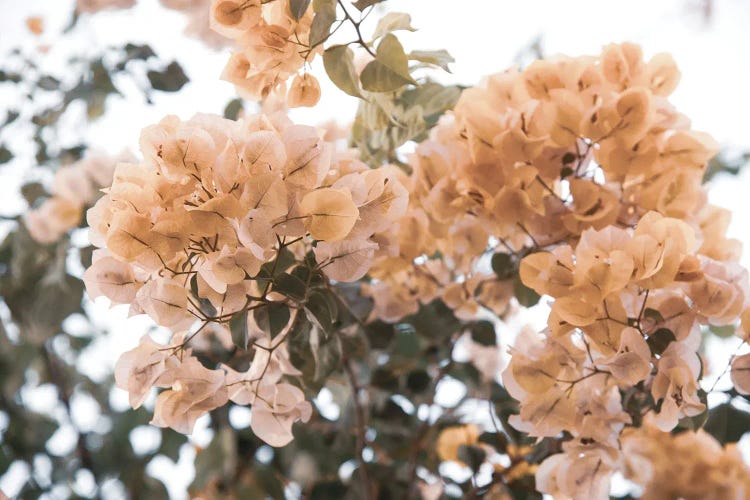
[343,358,373,500]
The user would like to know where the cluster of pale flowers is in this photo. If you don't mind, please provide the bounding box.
[362,120,520,324]
[25,152,123,244]
[364,43,750,497]
[367,42,722,322]
[84,110,407,445]
[510,210,748,497]
[210,0,321,105]
[621,415,750,499]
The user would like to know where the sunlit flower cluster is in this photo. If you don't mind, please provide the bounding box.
[369,43,716,324]
[25,152,123,244]
[363,125,517,323]
[364,43,750,497]
[621,416,750,499]
[84,111,407,443]
[508,210,750,496]
[210,0,321,104]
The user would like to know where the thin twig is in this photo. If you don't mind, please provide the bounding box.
[343,359,373,500]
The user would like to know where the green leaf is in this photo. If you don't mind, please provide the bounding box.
[288,319,340,388]
[309,2,336,48]
[289,0,312,20]
[351,82,460,164]
[0,145,13,165]
[305,290,338,334]
[147,61,189,92]
[406,369,430,393]
[491,252,515,280]
[141,477,170,500]
[33,134,48,164]
[91,58,119,93]
[79,245,94,269]
[223,98,243,120]
[449,362,481,388]
[643,308,665,324]
[371,367,399,391]
[119,43,156,68]
[253,303,291,339]
[372,12,415,40]
[21,182,46,206]
[34,274,85,334]
[312,0,335,11]
[314,333,341,381]
[352,0,384,10]
[365,320,395,349]
[190,275,217,318]
[457,444,486,473]
[3,110,19,126]
[340,328,367,358]
[336,281,373,322]
[709,324,736,338]
[274,271,308,301]
[159,428,187,462]
[513,276,541,307]
[482,432,509,454]
[360,34,416,92]
[704,402,750,443]
[288,320,315,379]
[703,151,750,183]
[470,321,496,346]
[389,105,425,147]
[400,82,460,118]
[274,246,296,274]
[191,432,225,490]
[408,49,454,72]
[257,247,295,281]
[393,325,419,357]
[37,75,60,91]
[310,481,347,499]
[255,465,286,500]
[323,45,363,98]
[647,328,676,356]
[406,299,459,342]
[0,70,21,83]
[230,309,249,349]
[60,144,87,162]
[291,264,325,289]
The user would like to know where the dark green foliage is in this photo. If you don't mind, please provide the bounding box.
[147,61,189,92]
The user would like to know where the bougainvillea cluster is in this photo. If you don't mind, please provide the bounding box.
[210,0,321,104]
[84,111,407,445]
[621,416,750,499]
[74,0,750,492]
[365,42,750,496]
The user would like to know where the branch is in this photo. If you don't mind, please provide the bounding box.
[41,344,97,479]
[406,359,454,499]
[343,358,373,500]
[336,0,376,57]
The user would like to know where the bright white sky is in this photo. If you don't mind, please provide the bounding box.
[1,0,750,498]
